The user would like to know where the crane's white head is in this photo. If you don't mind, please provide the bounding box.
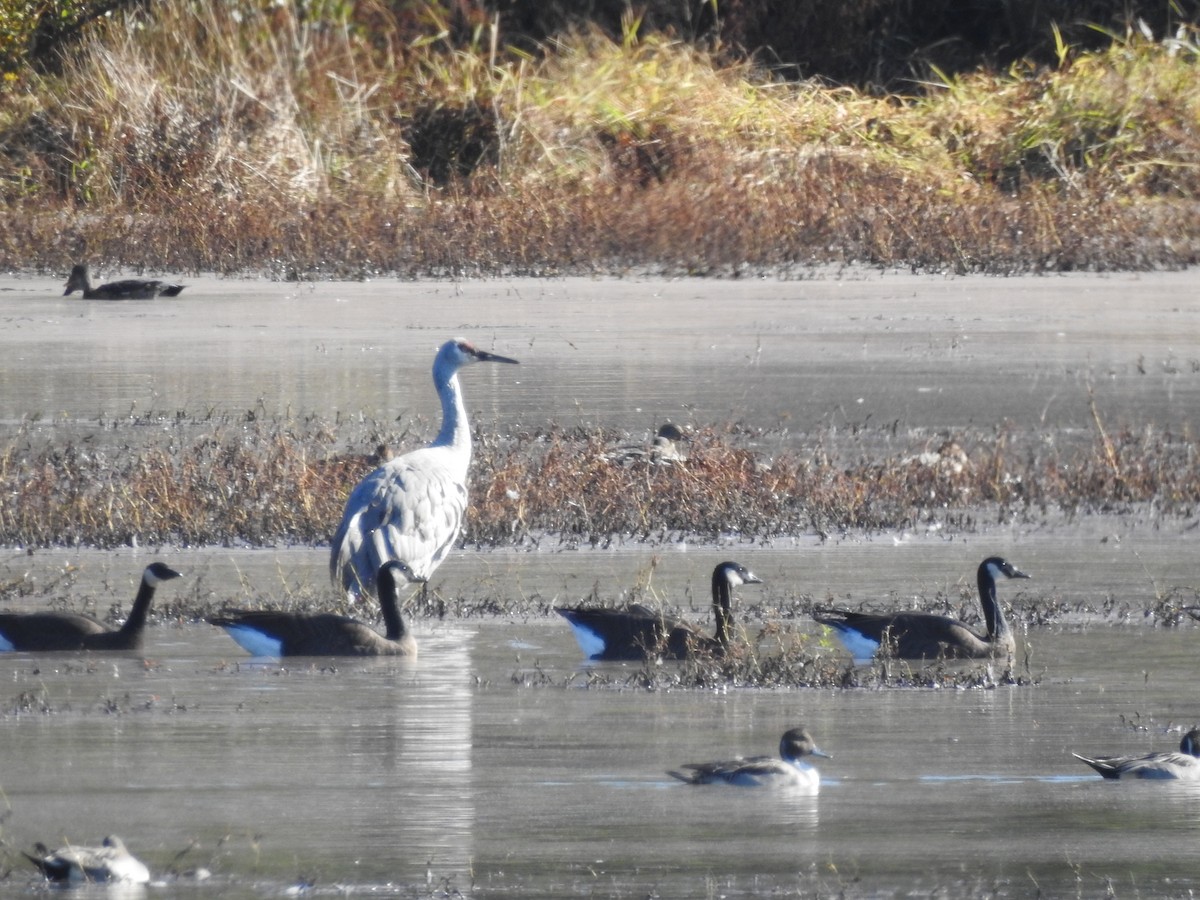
[433,338,519,386]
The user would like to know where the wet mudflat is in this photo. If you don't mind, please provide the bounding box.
[0,270,1198,897]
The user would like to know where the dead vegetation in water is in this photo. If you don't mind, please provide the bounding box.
[2,413,1200,551]
[512,622,1036,691]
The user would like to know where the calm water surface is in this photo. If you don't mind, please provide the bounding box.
[1,538,1197,898]
[0,272,1198,897]
[2,269,1199,444]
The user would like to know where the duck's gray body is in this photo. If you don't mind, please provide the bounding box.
[668,727,830,791]
[1073,729,1200,780]
[25,835,150,884]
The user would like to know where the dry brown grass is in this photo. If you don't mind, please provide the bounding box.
[0,5,1198,275]
[2,414,1199,553]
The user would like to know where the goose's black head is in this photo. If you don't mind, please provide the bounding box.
[979,557,1030,583]
[715,561,762,588]
[377,560,425,593]
[144,563,183,586]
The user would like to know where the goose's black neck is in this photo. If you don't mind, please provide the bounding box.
[118,577,157,637]
[711,567,733,647]
[378,566,408,643]
[977,564,1009,640]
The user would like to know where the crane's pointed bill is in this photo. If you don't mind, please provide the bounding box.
[476,348,519,365]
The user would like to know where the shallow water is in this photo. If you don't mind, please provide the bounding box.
[0,271,1199,897]
[0,554,1197,898]
[2,270,1199,447]
[2,536,1198,898]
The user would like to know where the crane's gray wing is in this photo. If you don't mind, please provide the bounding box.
[330,450,467,599]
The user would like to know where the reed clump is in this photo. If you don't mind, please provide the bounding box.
[1,3,1199,275]
[512,628,1033,691]
[2,414,1199,551]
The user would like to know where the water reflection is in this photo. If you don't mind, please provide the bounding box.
[46,886,148,900]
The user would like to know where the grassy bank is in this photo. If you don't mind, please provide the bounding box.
[1,2,1199,275]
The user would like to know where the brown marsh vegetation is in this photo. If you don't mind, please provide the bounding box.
[3,412,1198,551]
[0,2,1198,276]
[3,409,1197,688]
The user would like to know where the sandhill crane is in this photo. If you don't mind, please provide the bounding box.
[330,338,519,601]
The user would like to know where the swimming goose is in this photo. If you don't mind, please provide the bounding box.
[813,556,1029,661]
[0,562,182,652]
[668,727,831,790]
[330,338,519,602]
[1073,729,1200,780]
[25,834,150,884]
[555,561,762,661]
[64,263,185,299]
[209,561,421,657]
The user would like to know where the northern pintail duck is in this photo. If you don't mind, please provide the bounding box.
[25,835,150,884]
[555,561,762,661]
[813,556,1029,661]
[668,727,831,790]
[0,562,181,652]
[1073,729,1200,780]
[209,561,420,657]
[64,263,185,299]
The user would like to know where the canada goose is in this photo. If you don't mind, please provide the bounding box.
[668,727,831,790]
[209,561,421,657]
[1073,729,1200,780]
[25,835,150,884]
[330,338,519,602]
[813,556,1029,661]
[0,562,182,652]
[555,561,762,661]
[63,263,185,299]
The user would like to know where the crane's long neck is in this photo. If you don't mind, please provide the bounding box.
[431,371,472,464]
[118,579,156,636]
[977,567,1009,640]
[711,570,734,647]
